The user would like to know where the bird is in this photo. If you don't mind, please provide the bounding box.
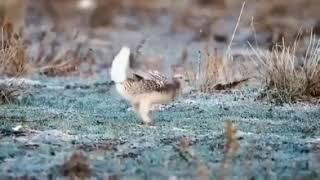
[110,46,184,126]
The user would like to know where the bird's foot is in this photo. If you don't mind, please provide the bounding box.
[138,121,156,128]
[144,121,155,127]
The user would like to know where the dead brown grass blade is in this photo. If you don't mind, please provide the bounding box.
[40,62,80,77]
[198,48,252,93]
[39,51,81,77]
[61,151,92,180]
[218,120,240,180]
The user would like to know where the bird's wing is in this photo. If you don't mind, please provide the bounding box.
[147,70,169,86]
[131,69,169,88]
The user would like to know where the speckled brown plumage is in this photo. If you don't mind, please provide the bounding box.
[110,46,184,125]
[122,73,180,95]
[115,72,182,125]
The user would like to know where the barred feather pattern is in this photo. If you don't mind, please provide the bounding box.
[122,70,178,95]
[111,46,182,125]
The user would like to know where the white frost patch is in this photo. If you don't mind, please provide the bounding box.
[15,130,77,145]
[305,137,320,144]
[45,85,65,90]
[151,104,172,111]
[237,131,255,137]
[237,130,314,144]
[275,103,320,112]
[32,130,76,142]
[137,125,157,129]
[127,107,134,112]
[237,130,288,140]
[0,78,41,86]
[238,118,284,125]
[12,125,23,132]
[181,98,199,105]
[172,127,188,132]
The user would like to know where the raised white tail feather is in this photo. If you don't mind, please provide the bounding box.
[110,46,131,83]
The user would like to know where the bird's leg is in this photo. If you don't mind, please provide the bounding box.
[139,101,154,126]
[132,103,140,114]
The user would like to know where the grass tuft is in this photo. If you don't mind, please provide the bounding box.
[0,78,30,104]
[199,48,225,93]
[197,48,251,93]
[218,120,240,180]
[61,151,92,179]
[251,35,320,104]
[0,22,29,77]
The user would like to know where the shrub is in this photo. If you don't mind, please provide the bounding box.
[251,35,320,104]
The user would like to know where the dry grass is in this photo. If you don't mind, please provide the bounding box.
[39,52,81,77]
[0,22,30,77]
[199,48,226,93]
[37,48,96,78]
[60,151,92,180]
[218,120,240,180]
[193,2,252,93]
[197,47,253,93]
[0,0,26,34]
[251,35,320,104]
[0,78,30,104]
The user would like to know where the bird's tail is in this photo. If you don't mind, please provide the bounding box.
[110,46,131,83]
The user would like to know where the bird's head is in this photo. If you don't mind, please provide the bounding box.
[172,73,190,94]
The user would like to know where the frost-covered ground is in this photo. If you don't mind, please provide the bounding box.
[0,2,320,179]
[0,77,319,179]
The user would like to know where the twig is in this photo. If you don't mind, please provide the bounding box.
[226,1,246,57]
[135,37,148,59]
